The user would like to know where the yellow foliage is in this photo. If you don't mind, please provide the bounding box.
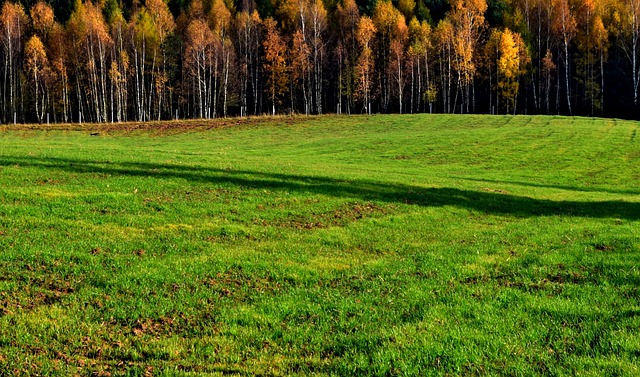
[30,1,55,36]
[355,16,376,112]
[497,28,529,113]
[398,0,416,20]
[25,35,48,70]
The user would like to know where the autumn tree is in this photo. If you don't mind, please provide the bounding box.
[434,19,455,113]
[184,18,215,118]
[513,0,554,113]
[592,14,608,113]
[309,0,327,114]
[127,0,175,121]
[48,13,70,122]
[0,2,27,122]
[209,0,234,117]
[291,29,311,113]
[449,0,487,113]
[355,15,376,114]
[575,0,609,115]
[484,28,501,113]
[617,0,640,107]
[262,17,288,115]
[398,0,416,21]
[373,0,405,112]
[235,9,261,116]
[108,5,129,122]
[25,36,49,123]
[408,18,433,113]
[68,0,113,122]
[282,0,326,114]
[147,0,176,120]
[389,17,408,113]
[551,0,576,114]
[31,1,55,39]
[288,0,312,114]
[541,48,556,113]
[335,0,360,114]
[276,0,300,33]
[497,29,530,114]
[129,7,151,121]
[30,1,59,122]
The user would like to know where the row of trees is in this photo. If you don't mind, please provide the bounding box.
[1,0,640,123]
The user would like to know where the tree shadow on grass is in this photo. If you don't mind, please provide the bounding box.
[1,155,639,220]
[456,177,640,196]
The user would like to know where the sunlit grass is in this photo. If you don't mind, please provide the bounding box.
[0,114,639,375]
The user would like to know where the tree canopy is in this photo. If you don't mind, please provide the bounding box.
[0,0,639,122]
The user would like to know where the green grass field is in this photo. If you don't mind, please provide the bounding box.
[0,114,639,376]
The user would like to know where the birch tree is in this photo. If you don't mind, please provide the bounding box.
[68,1,112,122]
[498,29,530,114]
[147,0,176,120]
[408,18,432,113]
[30,1,59,122]
[263,17,288,115]
[617,0,640,107]
[235,10,261,116]
[0,2,27,123]
[309,0,327,114]
[449,0,487,113]
[335,0,360,114]
[373,0,404,112]
[109,5,128,122]
[389,17,408,113]
[209,0,234,117]
[551,0,576,114]
[25,36,49,123]
[185,19,215,118]
[291,29,311,113]
[435,19,455,113]
[355,15,376,114]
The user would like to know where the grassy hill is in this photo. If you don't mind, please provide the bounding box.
[0,114,639,375]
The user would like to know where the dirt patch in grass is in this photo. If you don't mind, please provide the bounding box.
[0,260,80,316]
[462,265,590,293]
[35,178,62,185]
[131,317,178,337]
[1,284,74,315]
[266,202,392,230]
[1,116,319,135]
[481,187,511,194]
[201,268,283,296]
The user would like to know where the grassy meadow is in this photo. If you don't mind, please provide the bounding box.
[0,114,639,376]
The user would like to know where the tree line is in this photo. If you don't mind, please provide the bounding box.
[1,0,639,123]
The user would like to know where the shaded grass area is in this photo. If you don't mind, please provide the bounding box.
[0,114,639,375]
[1,154,639,220]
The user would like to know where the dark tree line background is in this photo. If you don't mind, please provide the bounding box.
[0,0,638,123]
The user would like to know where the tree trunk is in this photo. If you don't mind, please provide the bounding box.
[564,41,572,115]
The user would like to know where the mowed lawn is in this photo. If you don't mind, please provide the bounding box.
[0,114,639,376]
